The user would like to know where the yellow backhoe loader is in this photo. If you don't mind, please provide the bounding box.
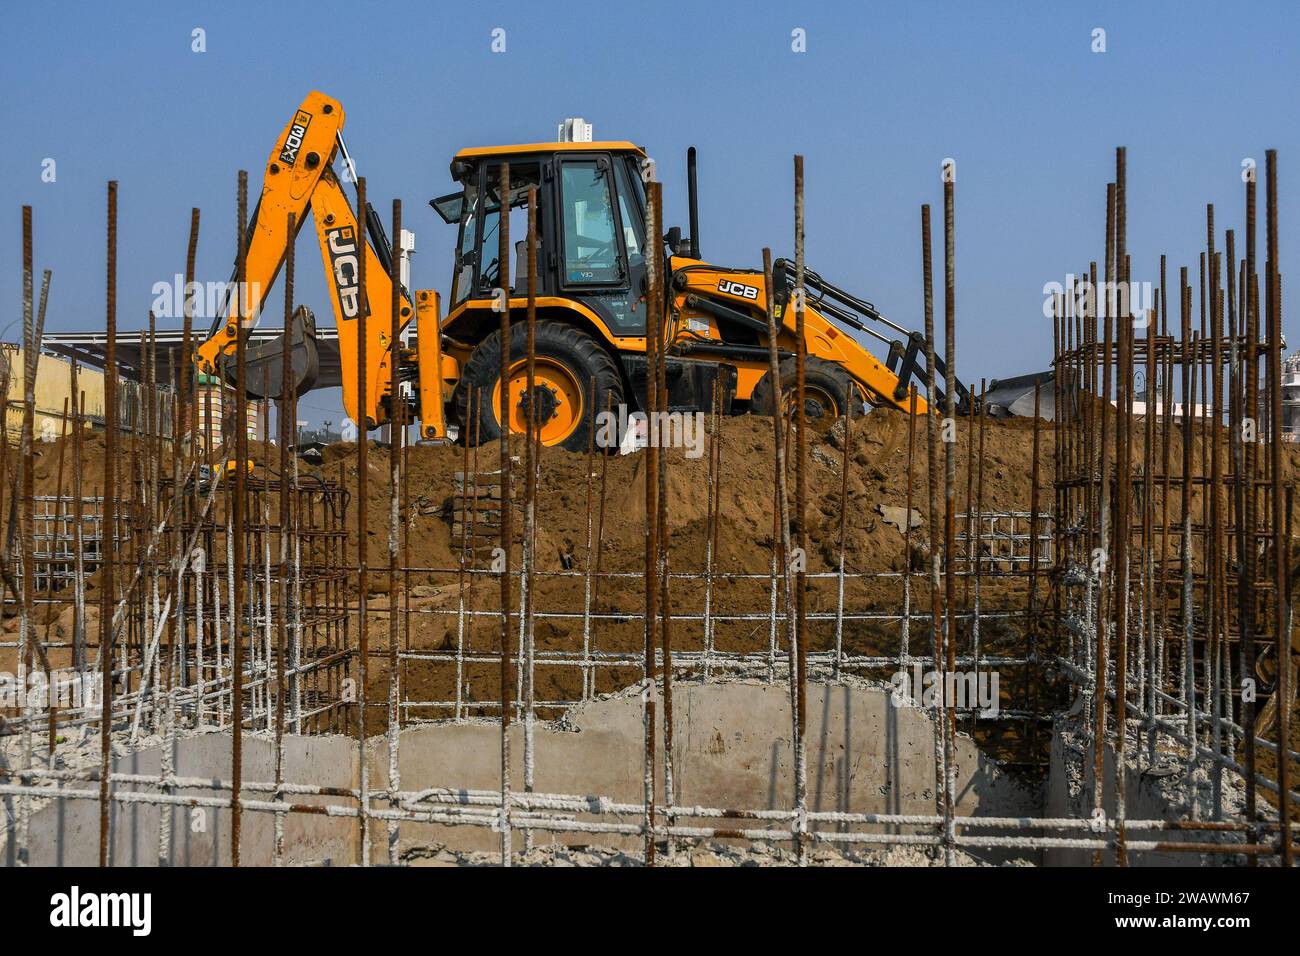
[196,91,991,452]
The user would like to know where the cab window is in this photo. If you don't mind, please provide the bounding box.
[559,160,622,286]
[613,159,645,265]
[451,183,485,306]
[471,163,541,298]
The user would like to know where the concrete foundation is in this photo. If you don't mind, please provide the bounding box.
[377,680,1040,862]
[5,681,1085,866]
[1045,715,1260,866]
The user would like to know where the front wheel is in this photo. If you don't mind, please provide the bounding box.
[455,321,624,452]
[749,356,867,424]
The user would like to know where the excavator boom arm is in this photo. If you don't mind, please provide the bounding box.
[195,90,433,433]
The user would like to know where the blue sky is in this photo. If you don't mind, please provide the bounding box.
[2,0,1297,425]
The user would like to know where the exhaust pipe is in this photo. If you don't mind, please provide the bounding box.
[687,146,700,260]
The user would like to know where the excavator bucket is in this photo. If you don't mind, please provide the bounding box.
[982,370,1057,419]
[230,305,321,400]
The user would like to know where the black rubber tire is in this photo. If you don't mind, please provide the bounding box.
[455,320,623,452]
[749,356,867,422]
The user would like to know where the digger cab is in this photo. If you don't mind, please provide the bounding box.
[430,140,654,344]
[426,138,692,450]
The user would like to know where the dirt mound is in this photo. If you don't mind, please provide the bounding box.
[6,409,1055,577]
[308,408,1057,578]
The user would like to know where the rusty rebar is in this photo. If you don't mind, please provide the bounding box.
[902,387,916,672]
[793,154,809,863]
[1264,149,1292,865]
[1092,180,1115,867]
[99,182,118,868]
[1179,269,1196,833]
[387,198,403,863]
[582,382,597,696]
[72,365,85,674]
[18,206,37,865]
[643,179,661,865]
[231,170,249,866]
[273,209,296,864]
[401,349,412,728]
[1242,163,1259,838]
[834,380,852,679]
[703,377,721,680]
[184,208,199,496]
[974,378,987,712]
[942,171,958,865]
[1114,148,1132,867]
[496,162,513,864]
[523,186,537,850]
[354,175,371,864]
[921,203,945,837]
[653,182,676,843]
[1029,384,1042,764]
[1209,220,1226,815]
[761,244,797,858]
[1159,256,1174,740]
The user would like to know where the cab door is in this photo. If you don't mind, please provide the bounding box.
[555,154,647,337]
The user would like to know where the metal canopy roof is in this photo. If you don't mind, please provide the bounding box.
[37,327,347,390]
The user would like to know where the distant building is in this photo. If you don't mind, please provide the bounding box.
[0,343,265,459]
[0,345,106,442]
[297,424,344,445]
[1282,351,1300,442]
[1129,384,1209,421]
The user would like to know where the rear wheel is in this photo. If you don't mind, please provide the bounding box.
[455,320,623,452]
[750,356,866,425]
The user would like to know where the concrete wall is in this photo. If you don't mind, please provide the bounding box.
[11,681,1040,866]
[19,732,358,867]
[373,681,1039,862]
[1044,716,1253,866]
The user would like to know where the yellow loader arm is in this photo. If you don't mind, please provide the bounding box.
[195,90,447,438]
[668,263,932,415]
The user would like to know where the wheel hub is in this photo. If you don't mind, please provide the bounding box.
[804,395,830,419]
[496,356,585,446]
[517,383,561,427]
[783,387,837,422]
